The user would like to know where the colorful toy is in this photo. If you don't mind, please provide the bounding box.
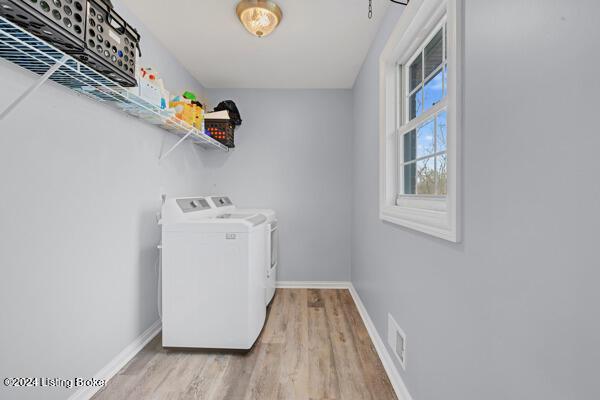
[169,91,204,130]
[183,91,197,101]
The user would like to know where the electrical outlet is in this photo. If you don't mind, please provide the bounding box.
[388,313,407,370]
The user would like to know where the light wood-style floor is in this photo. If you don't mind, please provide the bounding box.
[92,289,397,400]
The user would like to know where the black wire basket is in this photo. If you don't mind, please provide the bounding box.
[205,119,235,149]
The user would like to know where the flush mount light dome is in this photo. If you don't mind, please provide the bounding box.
[236,0,282,38]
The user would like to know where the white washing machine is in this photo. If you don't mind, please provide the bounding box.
[160,196,268,350]
[207,196,278,305]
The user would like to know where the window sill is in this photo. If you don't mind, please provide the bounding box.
[396,195,447,212]
[380,204,459,242]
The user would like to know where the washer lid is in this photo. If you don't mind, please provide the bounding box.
[215,213,266,227]
[162,212,267,233]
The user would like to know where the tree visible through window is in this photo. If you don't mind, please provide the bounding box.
[399,23,448,197]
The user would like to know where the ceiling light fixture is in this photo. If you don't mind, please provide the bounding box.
[236,0,283,38]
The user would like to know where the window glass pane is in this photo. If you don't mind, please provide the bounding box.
[424,29,443,77]
[436,111,447,153]
[409,88,423,120]
[436,153,447,195]
[404,162,416,194]
[403,130,416,162]
[416,156,436,195]
[417,118,435,159]
[409,55,422,91]
[423,69,443,111]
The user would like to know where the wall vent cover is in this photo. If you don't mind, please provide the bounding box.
[387,313,407,370]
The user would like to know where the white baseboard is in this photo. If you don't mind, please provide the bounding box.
[68,320,162,400]
[349,285,413,400]
[276,281,351,289]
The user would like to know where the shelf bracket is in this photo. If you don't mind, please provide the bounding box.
[0,55,69,121]
[159,128,195,161]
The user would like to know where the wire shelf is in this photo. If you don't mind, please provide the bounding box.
[0,16,228,152]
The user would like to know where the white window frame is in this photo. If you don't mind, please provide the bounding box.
[379,0,463,242]
[398,18,447,198]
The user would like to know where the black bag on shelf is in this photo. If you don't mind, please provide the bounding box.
[214,100,242,126]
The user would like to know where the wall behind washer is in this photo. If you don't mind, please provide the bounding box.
[202,89,353,282]
[0,2,212,399]
[352,1,600,399]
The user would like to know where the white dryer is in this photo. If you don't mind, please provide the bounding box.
[160,196,267,350]
[207,196,278,305]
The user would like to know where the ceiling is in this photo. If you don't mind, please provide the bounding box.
[121,0,392,89]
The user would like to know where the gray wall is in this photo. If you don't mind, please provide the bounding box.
[203,88,353,282]
[0,3,210,400]
[352,1,600,400]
